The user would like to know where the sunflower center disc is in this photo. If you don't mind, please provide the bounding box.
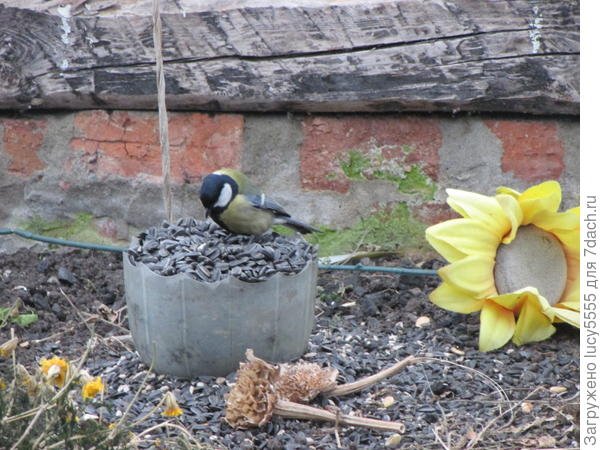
[494,225,567,306]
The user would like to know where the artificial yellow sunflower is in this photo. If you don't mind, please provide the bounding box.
[426,180,579,351]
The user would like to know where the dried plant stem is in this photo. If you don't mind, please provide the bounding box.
[5,328,18,418]
[274,400,405,433]
[465,386,544,449]
[59,288,95,336]
[135,421,204,447]
[128,397,165,429]
[102,349,156,444]
[10,405,46,450]
[31,323,83,344]
[152,0,173,222]
[105,366,153,442]
[44,434,95,450]
[324,355,419,397]
[3,404,55,424]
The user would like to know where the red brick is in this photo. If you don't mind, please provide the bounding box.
[93,217,130,240]
[1,118,47,177]
[485,120,564,182]
[300,116,442,192]
[70,111,243,183]
[169,113,244,181]
[95,217,118,239]
[411,202,458,225]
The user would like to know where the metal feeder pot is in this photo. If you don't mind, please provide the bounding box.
[123,254,317,377]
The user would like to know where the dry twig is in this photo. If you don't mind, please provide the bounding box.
[274,400,404,432]
[323,355,419,397]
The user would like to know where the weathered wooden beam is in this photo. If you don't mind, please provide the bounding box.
[0,0,579,114]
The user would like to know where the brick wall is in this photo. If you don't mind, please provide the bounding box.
[0,111,579,248]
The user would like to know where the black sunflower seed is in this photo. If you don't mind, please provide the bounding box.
[128,218,317,283]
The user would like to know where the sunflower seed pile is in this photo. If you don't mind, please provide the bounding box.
[127,218,317,283]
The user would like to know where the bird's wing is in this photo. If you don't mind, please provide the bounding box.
[245,193,291,218]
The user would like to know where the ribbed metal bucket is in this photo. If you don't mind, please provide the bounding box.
[123,254,317,377]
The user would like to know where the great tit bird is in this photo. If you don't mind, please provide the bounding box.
[199,168,319,235]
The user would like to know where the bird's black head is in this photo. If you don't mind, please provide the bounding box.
[199,173,238,214]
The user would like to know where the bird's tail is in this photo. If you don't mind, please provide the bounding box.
[276,217,320,234]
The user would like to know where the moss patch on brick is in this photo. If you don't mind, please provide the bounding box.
[339,148,436,200]
[394,165,436,199]
[340,150,371,180]
[307,203,430,257]
[21,213,122,247]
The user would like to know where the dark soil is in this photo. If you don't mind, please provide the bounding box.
[0,248,579,449]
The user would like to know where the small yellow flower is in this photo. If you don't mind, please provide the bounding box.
[40,356,69,388]
[426,181,579,351]
[161,391,183,417]
[82,376,104,400]
[0,337,18,358]
[0,378,7,390]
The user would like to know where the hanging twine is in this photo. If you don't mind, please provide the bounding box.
[152,0,173,222]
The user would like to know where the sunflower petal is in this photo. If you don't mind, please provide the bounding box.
[512,296,556,345]
[534,207,580,253]
[496,186,521,198]
[517,180,562,224]
[479,301,515,352]
[429,282,484,313]
[426,218,500,262]
[488,291,527,311]
[495,194,523,244]
[550,306,580,327]
[559,298,580,311]
[534,207,580,231]
[446,189,510,236]
[438,255,496,297]
[561,253,580,305]
[553,229,580,255]
[425,222,468,263]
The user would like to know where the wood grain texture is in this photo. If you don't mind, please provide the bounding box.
[0,0,579,114]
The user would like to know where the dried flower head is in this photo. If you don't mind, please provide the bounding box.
[40,356,69,388]
[225,350,279,428]
[225,349,338,429]
[82,376,104,400]
[276,363,338,403]
[162,391,183,417]
[0,337,18,358]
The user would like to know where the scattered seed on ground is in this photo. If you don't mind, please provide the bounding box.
[0,250,580,449]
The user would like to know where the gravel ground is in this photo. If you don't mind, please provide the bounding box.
[0,247,580,449]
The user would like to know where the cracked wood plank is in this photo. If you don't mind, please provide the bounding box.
[0,0,580,114]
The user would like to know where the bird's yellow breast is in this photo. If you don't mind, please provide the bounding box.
[218,195,274,235]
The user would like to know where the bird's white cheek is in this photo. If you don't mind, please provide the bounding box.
[214,183,233,208]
